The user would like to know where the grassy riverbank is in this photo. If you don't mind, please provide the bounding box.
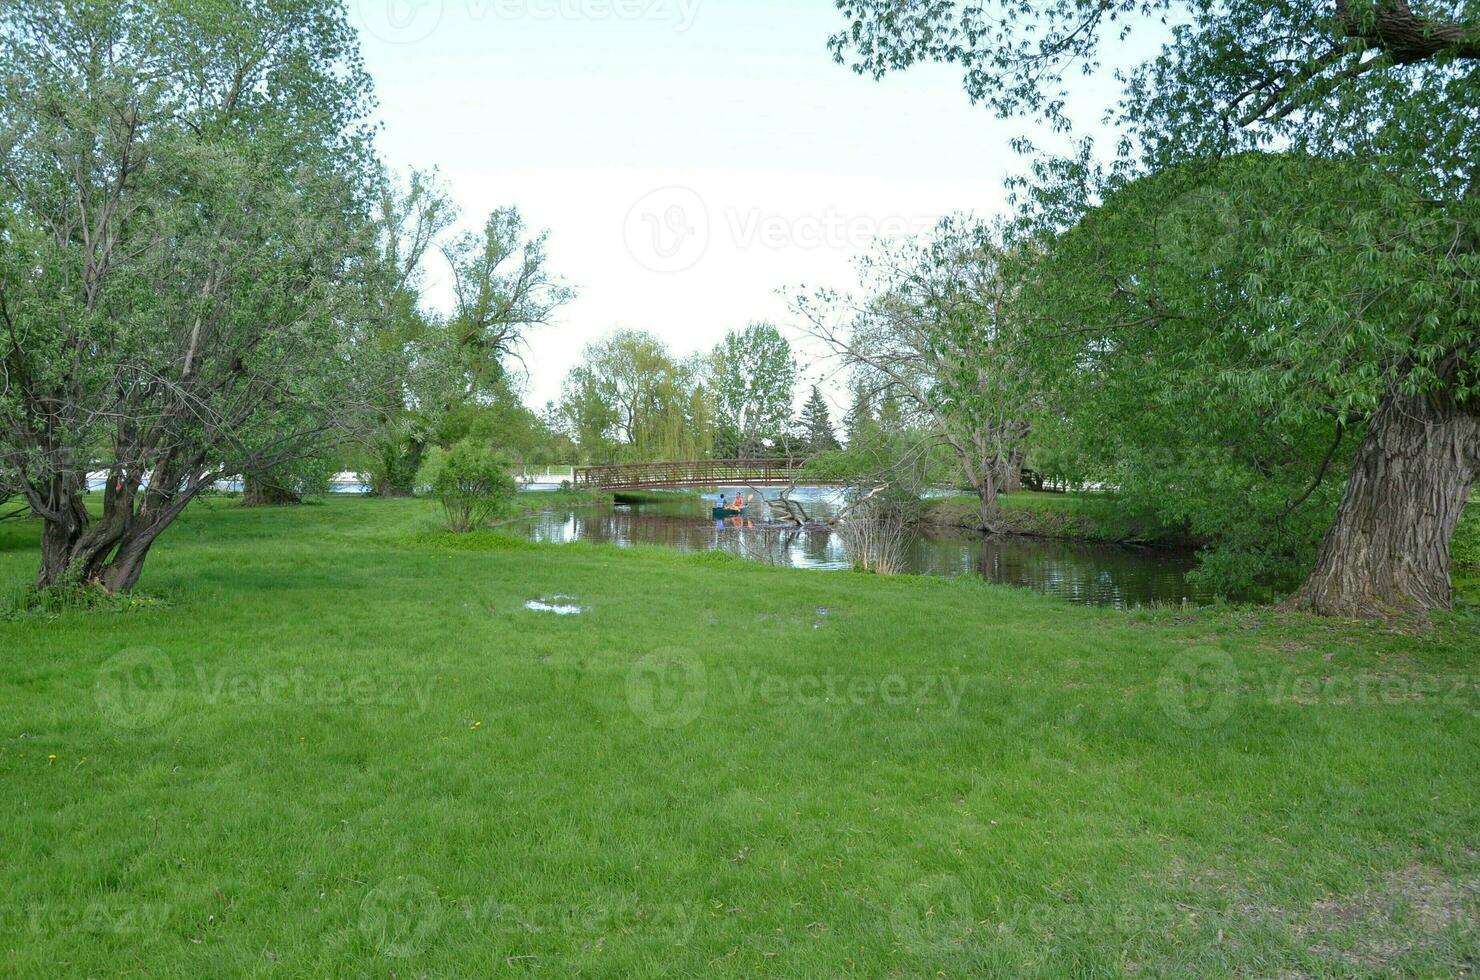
[1,497,1476,976]
[922,490,1189,545]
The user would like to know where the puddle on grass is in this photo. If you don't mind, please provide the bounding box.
[524,597,584,615]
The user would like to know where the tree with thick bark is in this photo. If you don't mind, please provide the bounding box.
[831,0,1480,617]
[0,0,380,592]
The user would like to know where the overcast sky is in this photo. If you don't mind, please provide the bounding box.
[351,0,1137,408]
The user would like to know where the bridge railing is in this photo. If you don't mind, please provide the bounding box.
[574,458,812,490]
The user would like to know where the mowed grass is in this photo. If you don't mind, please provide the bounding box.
[0,496,1477,977]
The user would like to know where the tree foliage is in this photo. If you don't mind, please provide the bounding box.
[709,322,798,456]
[426,439,515,533]
[558,330,713,462]
[0,0,379,591]
[831,0,1480,614]
[795,218,1039,529]
[799,385,841,453]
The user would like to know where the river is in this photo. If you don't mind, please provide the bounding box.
[507,488,1214,609]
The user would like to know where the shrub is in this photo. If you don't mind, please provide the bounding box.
[414,445,448,496]
[431,441,515,533]
[837,499,912,575]
[1454,503,1479,569]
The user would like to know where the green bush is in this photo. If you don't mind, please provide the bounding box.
[414,445,448,496]
[1453,503,1480,569]
[430,441,515,533]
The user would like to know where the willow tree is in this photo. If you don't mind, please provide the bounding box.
[0,0,379,591]
[559,330,708,462]
[832,0,1480,617]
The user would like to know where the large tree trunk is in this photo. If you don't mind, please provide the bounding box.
[1286,387,1479,618]
[243,476,302,507]
[975,471,1004,533]
[32,459,203,593]
[375,482,415,498]
[998,452,1025,494]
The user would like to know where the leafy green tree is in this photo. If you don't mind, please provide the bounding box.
[436,376,572,472]
[442,208,573,399]
[559,330,709,462]
[830,0,1480,616]
[1025,156,1373,595]
[356,169,458,497]
[709,323,798,457]
[0,0,379,591]
[799,386,841,453]
[559,365,622,463]
[354,193,569,495]
[796,220,1038,530]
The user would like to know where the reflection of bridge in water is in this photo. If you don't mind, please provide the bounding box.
[574,458,847,491]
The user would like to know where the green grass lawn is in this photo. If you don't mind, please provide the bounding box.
[1,497,1477,976]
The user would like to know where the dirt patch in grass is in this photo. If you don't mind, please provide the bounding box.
[1292,864,1480,974]
[1176,861,1480,976]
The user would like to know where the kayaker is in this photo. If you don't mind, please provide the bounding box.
[731,492,745,511]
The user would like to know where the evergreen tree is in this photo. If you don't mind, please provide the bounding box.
[845,382,874,447]
[800,386,840,453]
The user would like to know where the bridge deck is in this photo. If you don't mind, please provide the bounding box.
[574,458,839,491]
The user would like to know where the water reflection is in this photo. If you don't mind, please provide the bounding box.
[510,493,1212,609]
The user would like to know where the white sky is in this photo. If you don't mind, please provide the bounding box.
[351,0,1143,409]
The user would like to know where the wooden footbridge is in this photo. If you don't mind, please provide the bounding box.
[574,458,842,491]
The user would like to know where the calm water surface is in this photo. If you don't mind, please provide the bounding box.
[509,488,1213,609]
